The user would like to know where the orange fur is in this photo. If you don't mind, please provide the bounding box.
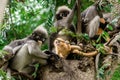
[54,38,71,58]
[96,28,103,35]
[100,18,105,24]
[54,38,98,58]
[72,50,98,57]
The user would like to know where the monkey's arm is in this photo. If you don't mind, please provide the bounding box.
[13,45,22,54]
[67,2,77,24]
[3,46,13,54]
[83,6,97,22]
[49,32,58,51]
[27,40,49,59]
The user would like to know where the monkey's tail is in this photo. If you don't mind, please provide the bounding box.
[72,50,98,57]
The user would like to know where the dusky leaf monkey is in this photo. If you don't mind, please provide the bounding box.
[81,1,109,38]
[2,26,58,79]
[3,26,47,55]
[49,2,77,51]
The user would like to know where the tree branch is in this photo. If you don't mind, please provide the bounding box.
[76,0,82,34]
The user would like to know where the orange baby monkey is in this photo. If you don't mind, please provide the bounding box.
[54,38,98,58]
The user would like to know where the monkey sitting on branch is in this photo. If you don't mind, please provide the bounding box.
[1,26,59,79]
[81,1,109,40]
[49,2,77,51]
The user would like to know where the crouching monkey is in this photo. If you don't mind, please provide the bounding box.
[2,26,58,80]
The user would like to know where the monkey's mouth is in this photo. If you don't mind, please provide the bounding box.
[38,41,42,45]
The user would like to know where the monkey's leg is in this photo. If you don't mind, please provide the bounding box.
[19,65,35,75]
[35,58,48,65]
[87,16,100,38]
[12,72,34,80]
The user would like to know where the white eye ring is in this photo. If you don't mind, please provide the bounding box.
[43,38,45,41]
[36,36,39,38]
[60,13,64,17]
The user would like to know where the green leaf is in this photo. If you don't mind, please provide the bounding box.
[96,44,106,54]
[107,24,113,31]
[102,31,110,41]
[83,33,90,40]
[96,35,102,43]
[49,27,57,33]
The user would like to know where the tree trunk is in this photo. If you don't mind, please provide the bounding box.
[37,57,96,80]
[0,0,8,26]
[77,0,82,34]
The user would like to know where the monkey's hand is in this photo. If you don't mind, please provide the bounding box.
[44,50,64,70]
[44,50,60,64]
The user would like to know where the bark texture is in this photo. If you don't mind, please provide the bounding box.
[0,0,8,25]
[37,33,120,80]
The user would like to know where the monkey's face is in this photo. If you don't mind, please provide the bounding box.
[54,38,71,58]
[54,38,71,51]
[32,31,47,43]
[56,10,70,20]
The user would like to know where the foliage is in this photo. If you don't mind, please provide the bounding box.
[98,63,111,80]
[0,0,56,49]
[111,65,120,80]
[107,24,113,31]
[0,69,8,80]
[49,26,57,33]
[96,31,110,43]
[0,0,120,79]
[0,69,15,80]
[0,50,9,58]
[95,44,106,54]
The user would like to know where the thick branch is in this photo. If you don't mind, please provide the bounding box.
[76,0,82,33]
[0,0,8,26]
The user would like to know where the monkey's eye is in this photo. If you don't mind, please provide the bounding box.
[42,38,46,42]
[36,36,40,39]
[56,40,61,44]
[41,38,46,43]
[60,13,64,17]
[57,40,60,43]
[60,13,68,17]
